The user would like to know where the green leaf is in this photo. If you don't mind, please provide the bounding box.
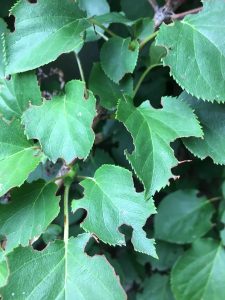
[116,97,203,196]
[72,165,157,257]
[0,181,60,252]
[137,274,174,300]
[155,190,214,244]
[0,234,126,299]
[149,41,167,66]
[100,37,139,83]
[22,80,96,164]
[42,224,62,244]
[0,71,41,120]
[0,119,42,197]
[79,0,110,42]
[137,241,183,271]
[0,18,7,78]
[4,0,88,74]
[171,239,225,300]
[0,249,8,288]
[89,63,123,109]
[156,0,225,102]
[180,92,225,164]
[79,0,109,17]
[94,12,134,26]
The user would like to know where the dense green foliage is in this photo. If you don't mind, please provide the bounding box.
[0,0,225,299]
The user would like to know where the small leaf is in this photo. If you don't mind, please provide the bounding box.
[0,234,126,299]
[79,0,109,17]
[137,274,174,300]
[156,0,225,102]
[72,164,157,257]
[4,0,88,74]
[116,97,203,196]
[89,63,124,109]
[0,181,60,252]
[0,71,41,120]
[154,190,215,244]
[0,119,42,197]
[171,239,225,300]
[22,80,96,164]
[181,92,225,165]
[100,37,139,83]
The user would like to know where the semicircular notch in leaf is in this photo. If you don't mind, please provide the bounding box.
[4,0,89,74]
[22,80,96,164]
[100,37,139,83]
[180,92,225,165]
[0,234,126,300]
[0,71,41,120]
[171,239,225,300]
[0,119,43,197]
[72,164,157,257]
[156,0,225,102]
[0,181,60,253]
[116,97,203,197]
[154,190,215,244]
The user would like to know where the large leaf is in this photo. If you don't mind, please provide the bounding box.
[0,119,42,197]
[0,71,41,120]
[22,80,96,164]
[116,97,203,196]
[0,181,60,252]
[156,0,225,102]
[4,0,88,74]
[137,274,174,300]
[0,18,7,78]
[72,165,157,257]
[171,239,225,300]
[180,92,225,165]
[0,234,126,299]
[100,37,139,83]
[154,190,214,244]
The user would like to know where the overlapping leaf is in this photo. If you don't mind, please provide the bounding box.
[89,63,124,109]
[156,0,225,102]
[0,119,42,197]
[171,239,225,300]
[4,0,88,74]
[72,165,157,257]
[0,181,60,252]
[22,80,96,164]
[180,92,225,164]
[0,18,7,78]
[154,190,214,244]
[116,97,203,196]
[100,37,139,83]
[137,274,174,300]
[0,71,41,120]
[0,234,126,300]
[0,249,8,288]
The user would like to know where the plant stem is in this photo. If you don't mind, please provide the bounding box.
[139,31,158,49]
[95,30,109,41]
[63,183,71,244]
[75,53,88,98]
[172,7,202,20]
[90,19,118,38]
[148,0,159,12]
[133,64,159,97]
